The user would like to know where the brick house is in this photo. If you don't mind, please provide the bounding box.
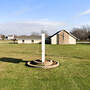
[0,34,5,40]
[50,30,77,44]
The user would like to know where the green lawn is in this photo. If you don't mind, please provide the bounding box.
[0,43,90,90]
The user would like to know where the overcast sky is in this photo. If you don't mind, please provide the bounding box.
[0,0,90,35]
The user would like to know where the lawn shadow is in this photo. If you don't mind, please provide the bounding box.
[0,57,26,64]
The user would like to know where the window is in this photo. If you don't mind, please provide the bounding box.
[32,40,34,43]
[22,40,24,43]
[62,33,64,40]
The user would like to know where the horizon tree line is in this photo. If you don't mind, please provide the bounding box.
[1,26,90,41]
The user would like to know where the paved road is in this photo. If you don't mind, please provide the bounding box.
[77,42,90,44]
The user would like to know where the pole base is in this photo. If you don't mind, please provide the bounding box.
[26,60,59,69]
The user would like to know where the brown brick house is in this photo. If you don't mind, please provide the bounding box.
[0,34,5,40]
[50,30,77,44]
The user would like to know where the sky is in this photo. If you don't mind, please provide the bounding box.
[0,0,90,35]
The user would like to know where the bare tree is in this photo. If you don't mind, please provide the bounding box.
[1,35,5,40]
[31,32,40,36]
[71,25,90,41]
[41,30,49,38]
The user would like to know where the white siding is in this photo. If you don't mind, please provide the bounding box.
[8,35,15,40]
[69,35,76,44]
[18,40,24,44]
[18,39,41,44]
[34,40,41,43]
[24,40,32,43]
[51,35,57,44]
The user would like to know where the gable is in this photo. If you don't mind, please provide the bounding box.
[51,30,77,40]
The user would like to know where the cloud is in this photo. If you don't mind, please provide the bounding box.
[0,20,66,35]
[80,9,90,16]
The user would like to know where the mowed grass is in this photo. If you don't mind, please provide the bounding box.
[0,43,90,90]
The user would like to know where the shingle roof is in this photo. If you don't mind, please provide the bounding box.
[50,30,77,39]
[16,35,41,40]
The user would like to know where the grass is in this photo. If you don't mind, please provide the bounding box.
[0,42,90,90]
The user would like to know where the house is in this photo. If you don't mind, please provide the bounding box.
[0,34,5,40]
[17,36,41,44]
[0,35,3,40]
[7,35,15,40]
[50,30,77,44]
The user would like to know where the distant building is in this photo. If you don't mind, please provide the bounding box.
[50,30,77,44]
[0,35,2,40]
[7,35,15,40]
[0,34,5,40]
[17,36,41,44]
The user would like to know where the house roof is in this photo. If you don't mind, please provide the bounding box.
[16,35,41,40]
[50,30,77,39]
[17,38,41,40]
[8,35,15,37]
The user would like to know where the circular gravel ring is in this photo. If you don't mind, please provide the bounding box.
[26,60,59,69]
[33,60,53,66]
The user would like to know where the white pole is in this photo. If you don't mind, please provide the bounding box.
[42,33,45,63]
